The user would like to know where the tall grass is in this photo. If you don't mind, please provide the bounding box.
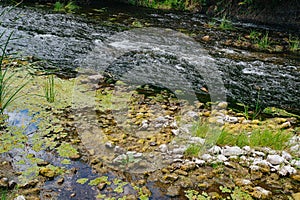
[0,31,30,114]
[44,74,55,103]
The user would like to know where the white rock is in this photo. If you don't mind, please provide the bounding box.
[170,121,178,128]
[290,144,300,152]
[14,196,26,200]
[279,165,296,176]
[171,129,180,135]
[159,144,168,153]
[194,158,205,165]
[105,142,114,149]
[239,179,252,185]
[141,120,149,129]
[291,160,300,168]
[189,137,205,145]
[201,154,212,161]
[281,151,292,161]
[222,146,244,156]
[249,165,260,171]
[186,111,199,119]
[253,151,265,157]
[217,154,228,162]
[155,116,168,123]
[271,165,280,172]
[172,146,187,154]
[133,153,143,158]
[224,116,239,123]
[253,158,269,166]
[208,146,222,154]
[253,187,271,198]
[242,146,251,152]
[267,155,285,165]
[240,155,247,161]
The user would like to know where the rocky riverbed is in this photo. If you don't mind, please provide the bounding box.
[0,65,299,199]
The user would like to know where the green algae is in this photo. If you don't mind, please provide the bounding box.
[76,178,89,184]
[56,142,79,158]
[89,176,111,186]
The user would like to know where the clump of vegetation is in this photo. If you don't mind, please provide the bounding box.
[217,128,292,150]
[288,35,299,52]
[219,15,234,30]
[0,31,31,114]
[44,74,55,103]
[54,1,79,13]
[185,144,202,157]
[257,32,270,49]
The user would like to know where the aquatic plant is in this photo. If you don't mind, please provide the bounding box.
[185,190,210,200]
[288,35,299,52]
[54,1,79,13]
[219,15,234,30]
[257,32,270,49]
[0,31,30,114]
[44,74,55,103]
[249,30,260,41]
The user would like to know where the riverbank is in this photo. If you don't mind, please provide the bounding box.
[114,0,300,33]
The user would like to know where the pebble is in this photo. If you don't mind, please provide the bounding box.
[222,146,244,156]
[224,116,239,123]
[172,147,187,154]
[193,158,205,165]
[291,160,300,168]
[278,165,296,176]
[242,146,251,152]
[171,129,180,135]
[14,196,26,200]
[216,154,228,162]
[208,146,221,154]
[185,111,199,119]
[267,155,285,165]
[105,142,114,149]
[189,137,205,144]
[282,151,292,161]
[216,102,228,109]
[159,144,168,153]
[201,154,212,161]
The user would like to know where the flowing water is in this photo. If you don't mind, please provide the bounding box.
[0,2,299,113]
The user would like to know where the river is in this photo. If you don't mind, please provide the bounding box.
[0,2,299,112]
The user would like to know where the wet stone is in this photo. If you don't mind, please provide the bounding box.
[39,167,56,179]
[166,185,181,197]
[57,178,64,185]
[97,182,107,190]
[163,173,179,182]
